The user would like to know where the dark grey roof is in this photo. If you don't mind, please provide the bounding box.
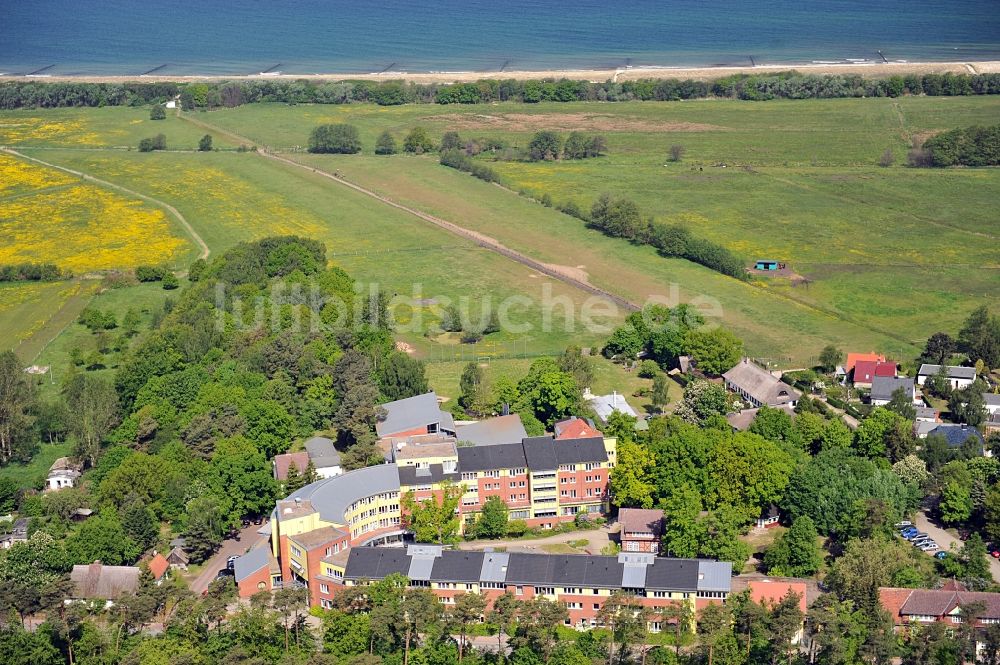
[430,551,486,582]
[928,424,985,448]
[234,546,271,583]
[522,436,559,471]
[455,415,528,446]
[305,437,341,468]
[287,464,400,524]
[376,392,445,437]
[553,436,608,464]
[644,558,701,591]
[984,393,1000,408]
[457,442,527,472]
[504,553,623,587]
[397,464,460,486]
[918,364,978,380]
[343,547,411,580]
[871,376,915,402]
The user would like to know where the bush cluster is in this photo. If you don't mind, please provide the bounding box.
[0,262,65,282]
[922,124,1000,166]
[138,133,166,152]
[439,149,501,183]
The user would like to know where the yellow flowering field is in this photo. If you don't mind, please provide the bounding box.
[0,116,105,146]
[0,152,77,196]
[0,184,187,272]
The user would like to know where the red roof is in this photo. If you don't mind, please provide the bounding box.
[749,580,808,614]
[846,352,886,372]
[554,418,602,440]
[273,452,309,480]
[879,587,914,622]
[853,360,896,384]
[619,508,665,537]
[148,553,169,581]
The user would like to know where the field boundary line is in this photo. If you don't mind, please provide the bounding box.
[0,147,210,263]
[17,279,100,364]
[178,112,640,312]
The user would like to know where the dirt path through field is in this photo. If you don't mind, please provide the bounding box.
[0,147,210,262]
[179,112,639,312]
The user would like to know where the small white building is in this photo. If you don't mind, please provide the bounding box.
[304,436,342,479]
[584,389,647,430]
[46,457,81,491]
[916,364,977,390]
[984,393,1000,416]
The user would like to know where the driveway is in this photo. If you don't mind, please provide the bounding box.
[186,522,268,594]
[913,509,1000,582]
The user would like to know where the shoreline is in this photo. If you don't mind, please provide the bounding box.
[2,60,999,85]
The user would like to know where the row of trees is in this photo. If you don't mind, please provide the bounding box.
[584,194,747,279]
[527,131,606,161]
[6,72,1000,110]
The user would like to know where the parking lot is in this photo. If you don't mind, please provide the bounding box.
[913,509,1000,583]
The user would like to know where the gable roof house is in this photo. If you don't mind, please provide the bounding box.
[723,359,800,409]
[376,392,455,439]
[272,451,310,482]
[917,364,978,390]
[984,393,1000,416]
[880,585,1000,630]
[870,376,916,407]
[749,580,809,643]
[852,360,896,389]
[618,508,665,554]
[554,417,602,440]
[166,546,189,570]
[304,437,342,478]
[926,424,987,456]
[70,562,141,605]
[846,352,886,373]
[146,552,170,585]
[0,517,28,549]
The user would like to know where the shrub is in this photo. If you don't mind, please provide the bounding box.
[135,265,166,282]
[149,104,166,120]
[528,131,563,161]
[138,138,155,152]
[198,134,213,151]
[161,273,180,290]
[638,359,660,378]
[506,520,528,537]
[403,126,435,154]
[374,130,397,155]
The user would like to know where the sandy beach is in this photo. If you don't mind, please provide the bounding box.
[3,61,999,86]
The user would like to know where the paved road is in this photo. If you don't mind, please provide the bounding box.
[913,509,1000,582]
[187,523,268,594]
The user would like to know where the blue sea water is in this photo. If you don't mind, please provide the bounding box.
[1,0,999,76]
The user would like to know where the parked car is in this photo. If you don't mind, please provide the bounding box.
[895,521,913,529]
[253,516,263,526]
[227,555,239,570]
[920,543,940,552]
[914,539,935,548]
[992,550,1000,559]
[905,532,927,541]
[935,551,949,560]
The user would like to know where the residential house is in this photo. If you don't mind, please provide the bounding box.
[46,457,81,491]
[585,389,645,428]
[756,505,781,529]
[304,437,342,478]
[166,546,189,570]
[917,365,977,390]
[723,359,800,409]
[619,508,665,553]
[845,352,886,373]
[852,360,896,389]
[147,552,170,585]
[880,585,1000,631]
[323,545,731,629]
[870,376,916,407]
[376,391,455,439]
[984,393,1000,416]
[0,517,28,549]
[272,451,310,482]
[749,580,808,643]
[455,414,529,446]
[554,417,602,440]
[69,562,141,606]
[926,424,987,456]
[914,406,940,423]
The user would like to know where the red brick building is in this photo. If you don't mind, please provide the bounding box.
[618,508,665,554]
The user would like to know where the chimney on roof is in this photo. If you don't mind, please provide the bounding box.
[294,497,302,505]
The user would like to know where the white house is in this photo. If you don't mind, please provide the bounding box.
[984,393,1000,416]
[46,457,81,491]
[917,364,977,390]
[304,436,342,478]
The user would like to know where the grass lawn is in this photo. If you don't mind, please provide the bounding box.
[0,107,237,150]
[0,442,72,489]
[31,280,177,400]
[200,98,1000,362]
